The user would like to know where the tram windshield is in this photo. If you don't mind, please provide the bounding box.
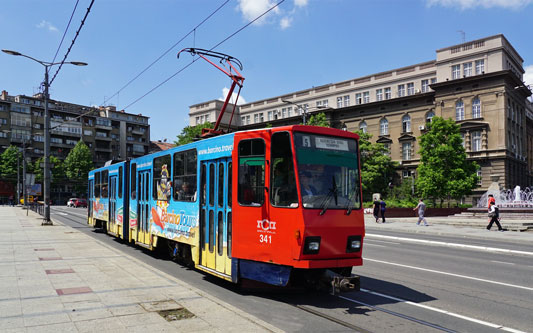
[294,132,361,211]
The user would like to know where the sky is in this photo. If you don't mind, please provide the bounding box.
[1,0,532,142]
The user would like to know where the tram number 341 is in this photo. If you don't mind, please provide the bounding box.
[259,234,272,244]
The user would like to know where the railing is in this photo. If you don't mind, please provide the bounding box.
[29,201,45,216]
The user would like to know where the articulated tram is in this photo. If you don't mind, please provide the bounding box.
[88,125,364,292]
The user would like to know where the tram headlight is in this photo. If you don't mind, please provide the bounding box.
[303,236,321,254]
[346,236,362,253]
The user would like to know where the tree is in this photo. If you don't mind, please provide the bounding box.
[355,130,398,201]
[305,112,329,127]
[416,117,479,206]
[31,156,65,184]
[0,146,21,184]
[64,141,93,194]
[175,122,214,146]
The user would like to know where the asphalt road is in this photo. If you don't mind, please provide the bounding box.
[52,206,533,332]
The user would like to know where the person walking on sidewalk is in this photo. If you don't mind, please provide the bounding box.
[414,199,428,226]
[487,201,504,231]
[373,198,381,223]
[380,199,387,223]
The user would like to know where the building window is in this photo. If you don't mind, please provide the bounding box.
[344,95,350,106]
[456,100,465,121]
[431,78,437,84]
[383,143,391,156]
[359,121,367,133]
[426,110,435,123]
[460,132,466,148]
[463,62,472,77]
[267,111,273,121]
[0,132,7,138]
[407,82,415,96]
[259,113,264,122]
[246,115,250,124]
[363,92,369,103]
[380,118,389,135]
[337,97,343,108]
[477,168,482,185]
[376,89,383,101]
[402,170,412,178]
[316,99,328,107]
[475,59,485,74]
[421,80,429,93]
[0,118,7,125]
[287,107,292,117]
[355,93,362,105]
[282,108,287,118]
[452,64,461,79]
[471,131,482,151]
[384,87,391,100]
[254,114,259,123]
[402,114,411,133]
[398,84,405,97]
[402,142,412,160]
[241,116,245,125]
[472,97,481,118]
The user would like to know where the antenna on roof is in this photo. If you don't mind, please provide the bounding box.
[457,30,465,43]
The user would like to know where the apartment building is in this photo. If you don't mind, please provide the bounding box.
[0,90,150,201]
[189,34,532,202]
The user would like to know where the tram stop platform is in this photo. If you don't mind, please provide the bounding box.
[0,206,282,333]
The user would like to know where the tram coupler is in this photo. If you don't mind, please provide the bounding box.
[322,269,360,295]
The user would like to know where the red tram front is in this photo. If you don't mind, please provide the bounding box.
[231,125,364,291]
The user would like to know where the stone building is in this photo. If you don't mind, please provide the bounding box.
[189,34,532,203]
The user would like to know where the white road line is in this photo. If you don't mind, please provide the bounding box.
[342,289,526,333]
[364,244,387,248]
[368,239,401,245]
[366,233,533,257]
[490,260,515,265]
[365,258,533,291]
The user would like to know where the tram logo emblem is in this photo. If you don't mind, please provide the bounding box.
[257,219,276,231]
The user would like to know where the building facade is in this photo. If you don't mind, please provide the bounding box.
[0,90,150,202]
[189,35,532,203]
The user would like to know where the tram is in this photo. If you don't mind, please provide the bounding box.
[88,125,364,292]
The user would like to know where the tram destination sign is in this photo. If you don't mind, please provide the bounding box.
[315,136,349,151]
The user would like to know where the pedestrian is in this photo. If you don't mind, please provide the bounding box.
[487,194,495,210]
[380,199,387,223]
[8,195,14,207]
[486,201,503,231]
[373,197,381,223]
[413,199,428,226]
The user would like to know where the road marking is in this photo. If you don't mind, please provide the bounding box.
[365,258,533,291]
[368,239,401,245]
[490,261,515,265]
[341,289,526,333]
[364,244,387,248]
[366,234,533,257]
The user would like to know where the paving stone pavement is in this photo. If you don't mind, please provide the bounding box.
[0,206,283,333]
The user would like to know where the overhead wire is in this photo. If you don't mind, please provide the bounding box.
[49,0,95,86]
[122,0,286,110]
[51,0,80,64]
[101,0,230,107]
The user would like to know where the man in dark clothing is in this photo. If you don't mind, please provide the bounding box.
[487,201,503,231]
[380,199,387,223]
[373,198,380,223]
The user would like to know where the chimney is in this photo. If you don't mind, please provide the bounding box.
[1,90,7,100]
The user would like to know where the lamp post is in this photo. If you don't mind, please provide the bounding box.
[2,49,87,224]
[281,100,309,125]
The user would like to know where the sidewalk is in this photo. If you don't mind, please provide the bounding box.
[0,207,282,333]
[364,215,533,244]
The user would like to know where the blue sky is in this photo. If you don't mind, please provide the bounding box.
[1,0,532,142]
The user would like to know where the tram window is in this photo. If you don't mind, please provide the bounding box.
[173,149,197,202]
[95,172,101,198]
[218,163,224,207]
[153,155,172,201]
[227,212,232,258]
[228,162,232,208]
[101,170,109,198]
[200,165,206,205]
[238,139,265,206]
[131,163,137,200]
[209,210,214,252]
[217,211,223,255]
[145,173,150,201]
[271,132,298,208]
[209,164,215,206]
[118,166,123,198]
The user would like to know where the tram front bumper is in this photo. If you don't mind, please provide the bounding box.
[321,269,360,295]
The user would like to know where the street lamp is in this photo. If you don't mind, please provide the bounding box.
[281,99,310,125]
[2,49,87,224]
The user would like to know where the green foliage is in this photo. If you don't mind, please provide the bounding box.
[416,117,479,205]
[0,146,21,184]
[175,122,214,146]
[305,112,329,127]
[355,130,398,201]
[64,141,93,184]
[31,156,65,183]
[389,177,417,205]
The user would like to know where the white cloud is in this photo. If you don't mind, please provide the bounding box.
[280,16,292,29]
[524,65,533,90]
[36,20,58,32]
[427,0,533,9]
[221,87,246,105]
[237,0,308,29]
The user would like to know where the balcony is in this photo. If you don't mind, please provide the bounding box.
[95,135,112,141]
[95,146,112,152]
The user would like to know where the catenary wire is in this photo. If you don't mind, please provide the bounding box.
[102,0,230,107]
[122,0,285,110]
[51,0,80,64]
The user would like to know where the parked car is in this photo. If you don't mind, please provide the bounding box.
[20,195,34,205]
[67,198,78,207]
[74,198,87,208]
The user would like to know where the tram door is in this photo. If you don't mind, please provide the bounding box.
[137,171,151,245]
[200,158,231,276]
[109,176,117,228]
[88,179,94,219]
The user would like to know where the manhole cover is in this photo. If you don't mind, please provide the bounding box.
[158,308,195,321]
